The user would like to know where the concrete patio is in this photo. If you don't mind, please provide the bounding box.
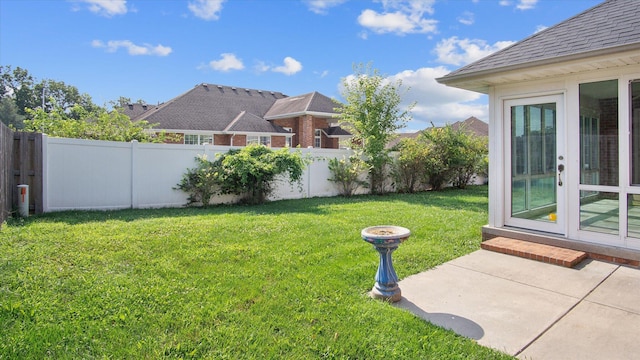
[396,249,640,359]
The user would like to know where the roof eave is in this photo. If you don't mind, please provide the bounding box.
[437,43,640,93]
[265,111,338,120]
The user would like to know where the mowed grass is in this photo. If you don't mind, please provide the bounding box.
[0,185,512,359]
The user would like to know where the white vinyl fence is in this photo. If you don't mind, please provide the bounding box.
[42,136,357,212]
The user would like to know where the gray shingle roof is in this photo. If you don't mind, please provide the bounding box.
[439,0,640,83]
[126,84,287,132]
[264,92,339,119]
[451,116,488,137]
[324,126,351,137]
[225,111,289,133]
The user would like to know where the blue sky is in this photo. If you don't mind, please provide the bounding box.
[0,0,602,130]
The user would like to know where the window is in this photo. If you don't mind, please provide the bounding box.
[631,80,640,186]
[184,134,199,145]
[201,135,213,145]
[184,134,213,145]
[282,127,293,147]
[247,135,259,145]
[579,80,618,186]
[247,135,271,147]
[314,129,322,148]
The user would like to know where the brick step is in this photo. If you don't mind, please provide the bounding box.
[481,237,588,268]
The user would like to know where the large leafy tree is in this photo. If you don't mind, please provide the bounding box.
[0,97,25,129]
[0,65,100,127]
[337,63,414,194]
[23,103,163,142]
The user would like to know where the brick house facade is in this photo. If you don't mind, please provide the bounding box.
[124,84,351,149]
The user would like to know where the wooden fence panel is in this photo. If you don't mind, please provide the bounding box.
[0,122,14,224]
[12,132,43,215]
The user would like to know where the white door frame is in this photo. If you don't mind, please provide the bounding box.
[503,94,566,235]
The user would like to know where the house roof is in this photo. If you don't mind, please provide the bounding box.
[224,111,289,133]
[323,126,351,137]
[126,83,289,133]
[124,84,347,136]
[451,116,488,137]
[437,0,640,92]
[264,91,338,120]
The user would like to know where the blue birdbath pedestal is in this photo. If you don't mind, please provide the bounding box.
[361,225,411,302]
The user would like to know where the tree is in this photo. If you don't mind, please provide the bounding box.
[337,63,414,194]
[1,65,100,123]
[23,102,165,142]
[0,97,25,129]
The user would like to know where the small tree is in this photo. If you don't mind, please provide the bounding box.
[327,151,370,196]
[337,63,414,194]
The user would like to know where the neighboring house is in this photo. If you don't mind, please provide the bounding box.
[124,83,351,149]
[387,116,488,149]
[437,0,640,262]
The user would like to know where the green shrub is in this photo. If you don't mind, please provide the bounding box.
[215,145,308,204]
[177,146,308,206]
[174,155,220,207]
[327,152,370,196]
[392,138,429,193]
[421,124,488,190]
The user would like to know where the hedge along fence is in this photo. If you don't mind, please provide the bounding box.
[42,136,359,212]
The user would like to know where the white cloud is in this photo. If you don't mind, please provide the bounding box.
[535,25,548,33]
[79,0,128,17]
[516,0,538,10]
[316,70,330,78]
[304,0,347,15]
[434,36,514,66]
[208,53,244,71]
[358,0,437,35]
[272,57,303,75]
[387,67,487,129]
[92,40,172,56]
[457,11,474,26]
[499,0,538,10]
[188,0,225,20]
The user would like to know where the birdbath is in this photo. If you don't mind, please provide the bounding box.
[361,225,411,302]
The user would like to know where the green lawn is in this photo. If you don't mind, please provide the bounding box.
[0,185,512,359]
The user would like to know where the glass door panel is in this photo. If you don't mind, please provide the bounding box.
[578,80,620,235]
[506,95,564,234]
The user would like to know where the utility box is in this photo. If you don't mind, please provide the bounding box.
[17,184,29,217]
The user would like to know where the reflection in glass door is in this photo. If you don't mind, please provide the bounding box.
[506,96,564,234]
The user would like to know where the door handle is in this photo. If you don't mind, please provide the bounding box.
[558,164,565,186]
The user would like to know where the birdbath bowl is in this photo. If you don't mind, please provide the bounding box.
[361,225,411,302]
